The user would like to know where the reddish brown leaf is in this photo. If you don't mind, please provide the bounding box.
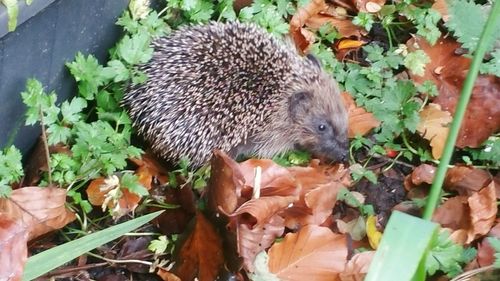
[432,0,449,22]
[339,251,375,281]
[476,238,496,267]
[432,196,470,231]
[408,36,500,148]
[86,177,106,206]
[445,166,492,195]
[236,215,285,272]
[157,268,182,281]
[130,153,169,185]
[0,217,29,281]
[408,164,492,195]
[153,184,196,235]
[207,150,245,214]
[433,182,497,244]
[289,0,364,53]
[0,186,75,240]
[341,92,381,138]
[86,176,142,218]
[409,163,436,186]
[289,0,328,53]
[174,212,224,281]
[467,182,497,243]
[268,225,348,280]
[416,103,452,159]
[285,164,348,229]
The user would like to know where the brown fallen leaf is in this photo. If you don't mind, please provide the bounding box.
[432,196,470,231]
[445,165,492,195]
[476,238,496,267]
[417,103,452,159]
[432,0,449,22]
[0,186,75,240]
[268,225,348,280]
[0,217,29,281]
[86,174,150,219]
[433,181,497,244]
[289,0,364,53]
[407,164,492,195]
[341,92,381,138]
[339,251,375,281]
[207,150,245,214]
[468,181,497,243]
[173,211,224,281]
[408,36,500,148]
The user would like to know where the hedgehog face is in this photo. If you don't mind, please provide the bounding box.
[288,77,349,163]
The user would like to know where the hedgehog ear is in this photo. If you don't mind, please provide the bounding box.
[289,91,312,121]
[306,54,321,69]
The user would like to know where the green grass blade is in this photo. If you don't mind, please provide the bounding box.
[22,211,163,281]
[365,211,439,281]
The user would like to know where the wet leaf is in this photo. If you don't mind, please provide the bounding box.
[417,103,452,159]
[268,225,348,280]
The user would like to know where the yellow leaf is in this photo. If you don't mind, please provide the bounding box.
[366,215,382,249]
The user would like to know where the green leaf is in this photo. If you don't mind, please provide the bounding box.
[365,211,439,281]
[404,50,430,76]
[61,97,87,124]
[0,146,23,197]
[116,33,153,65]
[22,211,163,280]
[66,53,108,100]
[103,60,130,82]
[426,231,476,277]
[121,173,149,196]
[446,0,500,53]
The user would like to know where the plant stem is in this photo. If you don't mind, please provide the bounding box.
[39,108,52,186]
[422,0,500,220]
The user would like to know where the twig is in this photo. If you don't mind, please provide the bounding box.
[39,108,52,186]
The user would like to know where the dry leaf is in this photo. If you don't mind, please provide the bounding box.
[432,0,449,22]
[445,166,492,195]
[417,103,452,159]
[207,150,245,214]
[86,176,143,218]
[432,196,470,231]
[0,217,29,281]
[339,251,375,281]
[341,92,381,138]
[268,225,348,280]
[467,182,497,243]
[0,186,75,240]
[173,211,224,281]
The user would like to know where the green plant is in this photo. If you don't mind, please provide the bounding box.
[0,146,23,197]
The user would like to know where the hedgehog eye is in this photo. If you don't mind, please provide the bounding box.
[318,124,326,131]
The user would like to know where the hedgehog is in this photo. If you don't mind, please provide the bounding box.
[122,21,348,167]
